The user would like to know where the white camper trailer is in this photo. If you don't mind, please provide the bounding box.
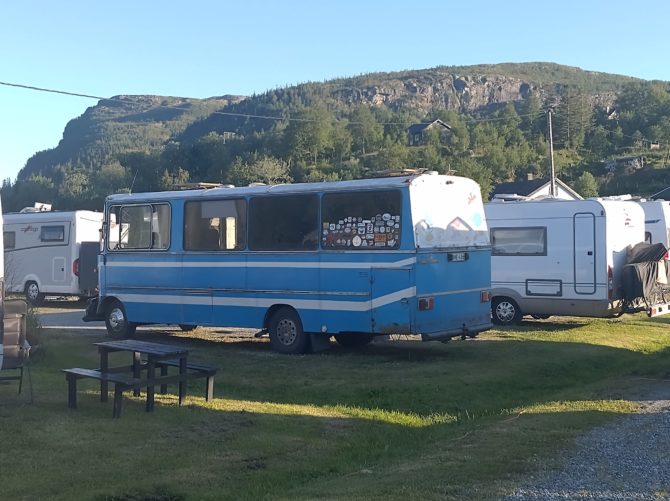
[639,200,670,247]
[3,210,102,305]
[485,198,649,324]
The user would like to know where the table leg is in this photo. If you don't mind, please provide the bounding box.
[99,349,109,402]
[179,356,187,405]
[146,362,155,412]
[133,351,142,397]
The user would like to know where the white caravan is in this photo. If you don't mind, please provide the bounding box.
[3,210,102,305]
[485,198,648,324]
[639,200,670,247]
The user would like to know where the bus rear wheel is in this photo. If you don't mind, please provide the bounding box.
[334,333,374,347]
[105,299,137,338]
[179,324,198,332]
[268,307,309,354]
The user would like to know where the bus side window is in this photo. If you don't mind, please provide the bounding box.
[249,194,318,251]
[184,199,246,251]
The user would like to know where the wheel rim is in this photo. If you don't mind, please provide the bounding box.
[108,307,126,332]
[27,283,39,301]
[495,301,516,323]
[276,318,297,346]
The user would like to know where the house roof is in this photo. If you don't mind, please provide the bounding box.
[406,119,451,134]
[490,177,582,200]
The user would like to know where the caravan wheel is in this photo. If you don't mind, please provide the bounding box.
[25,281,44,306]
[492,297,522,325]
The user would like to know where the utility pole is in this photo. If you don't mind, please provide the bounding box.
[547,109,557,197]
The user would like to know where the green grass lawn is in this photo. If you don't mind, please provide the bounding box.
[1,314,669,500]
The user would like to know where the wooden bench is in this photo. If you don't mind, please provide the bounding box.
[155,359,217,401]
[63,368,140,418]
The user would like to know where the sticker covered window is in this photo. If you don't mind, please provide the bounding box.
[321,190,401,250]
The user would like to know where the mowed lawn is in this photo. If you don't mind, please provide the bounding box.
[1,314,669,500]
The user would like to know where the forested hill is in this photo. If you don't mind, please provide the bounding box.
[4,62,670,212]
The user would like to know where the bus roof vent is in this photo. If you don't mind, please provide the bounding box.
[248,182,267,187]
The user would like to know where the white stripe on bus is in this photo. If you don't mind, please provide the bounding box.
[105,257,417,270]
[116,287,417,312]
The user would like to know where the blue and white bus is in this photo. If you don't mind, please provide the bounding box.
[85,172,492,353]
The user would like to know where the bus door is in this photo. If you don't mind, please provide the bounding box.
[371,268,412,334]
[180,258,213,327]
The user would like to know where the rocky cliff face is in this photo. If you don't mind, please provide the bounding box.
[332,70,617,115]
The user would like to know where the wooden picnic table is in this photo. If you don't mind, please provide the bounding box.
[63,339,217,418]
[95,339,189,411]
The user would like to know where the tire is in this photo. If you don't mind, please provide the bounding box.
[105,299,137,338]
[25,281,44,306]
[268,307,309,354]
[492,297,522,325]
[334,333,374,347]
[179,324,198,332]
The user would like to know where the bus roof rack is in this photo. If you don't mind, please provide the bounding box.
[174,182,230,190]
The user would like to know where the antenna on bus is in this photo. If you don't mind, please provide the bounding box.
[129,170,139,194]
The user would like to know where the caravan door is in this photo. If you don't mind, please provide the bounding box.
[574,213,596,294]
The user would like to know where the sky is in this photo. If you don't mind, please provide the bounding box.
[1,0,669,183]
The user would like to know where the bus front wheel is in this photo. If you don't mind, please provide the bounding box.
[268,308,309,354]
[105,299,137,338]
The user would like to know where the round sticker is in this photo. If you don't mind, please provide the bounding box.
[352,235,361,247]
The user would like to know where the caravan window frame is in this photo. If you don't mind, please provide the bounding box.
[490,226,547,256]
[3,231,15,249]
[40,225,65,243]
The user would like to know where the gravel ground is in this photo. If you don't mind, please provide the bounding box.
[505,382,670,500]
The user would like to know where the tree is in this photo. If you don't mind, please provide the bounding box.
[283,107,334,166]
[159,167,190,190]
[227,155,292,186]
[554,86,592,150]
[348,106,383,155]
[572,171,599,198]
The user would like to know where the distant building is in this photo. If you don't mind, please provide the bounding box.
[603,156,644,173]
[407,119,451,146]
[490,175,583,201]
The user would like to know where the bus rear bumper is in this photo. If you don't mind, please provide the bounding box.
[420,321,492,342]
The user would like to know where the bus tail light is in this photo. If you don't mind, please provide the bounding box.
[418,297,434,311]
[480,290,491,303]
[73,258,80,277]
[607,265,613,300]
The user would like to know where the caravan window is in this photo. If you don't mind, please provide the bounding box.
[184,199,247,251]
[108,203,171,251]
[3,231,15,249]
[491,227,547,256]
[41,225,65,242]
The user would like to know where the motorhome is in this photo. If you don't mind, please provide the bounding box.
[484,198,651,324]
[639,200,670,247]
[85,173,492,353]
[3,209,102,305]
